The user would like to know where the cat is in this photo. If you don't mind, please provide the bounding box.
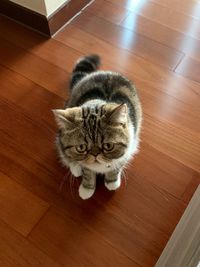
[53,55,142,199]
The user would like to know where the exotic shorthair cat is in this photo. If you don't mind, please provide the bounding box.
[53,55,142,199]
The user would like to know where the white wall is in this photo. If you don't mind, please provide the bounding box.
[45,0,69,17]
[10,0,69,16]
[10,0,47,15]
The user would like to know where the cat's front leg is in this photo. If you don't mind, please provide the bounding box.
[79,168,96,200]
[105,169,122,191]
[69,162,82,177]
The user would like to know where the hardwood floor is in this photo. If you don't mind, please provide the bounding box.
[0,0,199,266]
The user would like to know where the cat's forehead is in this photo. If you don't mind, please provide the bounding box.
[82,105,105,119]
[81,106,104,143]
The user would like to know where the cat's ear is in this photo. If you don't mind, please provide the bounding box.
[107,104,127,124]
[52,108,81,129]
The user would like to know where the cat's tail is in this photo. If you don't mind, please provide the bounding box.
[70,55,101,89]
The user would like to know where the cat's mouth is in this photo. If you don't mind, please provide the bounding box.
[82,156,105,165]
[80,154,112,168]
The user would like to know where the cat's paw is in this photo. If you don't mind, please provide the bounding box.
[70,164,82,177]
[105,177,121,191]
[79,184,95,200]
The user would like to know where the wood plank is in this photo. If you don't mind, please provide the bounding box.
[0,16,82,72]
[138,81,200,134]
[55,24,200,107]
[64,198,168,267]
[86,0,200,61]
[150,0,200,19]
[143,115,200,172]
[0,37,68,98]
[86,0,130,24]
[133,142,196,199]
[0,65,64,127]
[0,173,49,236]
[71,11,184,70]
[120,10,200,61]
[0,98,60,177]
[2,15,181,76]
[0,219,62,267]
[175,56,200,83]
[108,0,200,20]
[134,76,200,109]
[122,1,200,40]
[106,0,141,11]
[94,170,187,237]
[29,207,140,267]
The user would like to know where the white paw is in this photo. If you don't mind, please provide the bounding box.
[105,177,121,191]
[79,184,95,200]
[70,164,82,177]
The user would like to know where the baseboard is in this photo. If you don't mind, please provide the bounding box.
[0,0,50,35]
[0,0,92,37]
[155,185,200,267]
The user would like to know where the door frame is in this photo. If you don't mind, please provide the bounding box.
[156,185,200,267]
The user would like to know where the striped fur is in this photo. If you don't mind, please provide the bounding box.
[53,55,142,199]
[70,55,100,89]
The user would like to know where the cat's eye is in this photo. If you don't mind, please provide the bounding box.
[76,144,87,153]
[103,143,114,151]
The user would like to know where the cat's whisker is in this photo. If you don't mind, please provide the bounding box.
[125,160,134,168]
[69,172,76,199]
[122,168,128,188]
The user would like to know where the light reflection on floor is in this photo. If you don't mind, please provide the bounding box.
[119,0,147,49]
[179,2,200,56]
[123,0,145,11]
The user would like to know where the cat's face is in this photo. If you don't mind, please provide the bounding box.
[53,104,130,172]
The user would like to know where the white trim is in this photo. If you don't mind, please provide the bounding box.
[155,185,200,267]
[10,0,70,16]
[45,0,69,17]
[10,0,47,15]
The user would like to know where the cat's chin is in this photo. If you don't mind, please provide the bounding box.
[79,155,113,173]
[81,161,113,174]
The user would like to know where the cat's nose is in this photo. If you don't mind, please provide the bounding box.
[90,146,100,157]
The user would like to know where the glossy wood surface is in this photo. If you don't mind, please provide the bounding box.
[0,0,200,266]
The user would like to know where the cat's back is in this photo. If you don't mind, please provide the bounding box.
[68,71,138,106]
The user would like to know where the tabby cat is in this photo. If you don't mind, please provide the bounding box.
[53,55,142,199]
